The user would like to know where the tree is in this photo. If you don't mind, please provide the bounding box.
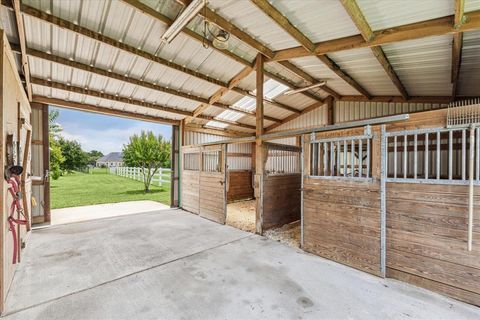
[122,131,170,192]
[58,138,89,171]
[87,150,104,166]
[49,109,65,180]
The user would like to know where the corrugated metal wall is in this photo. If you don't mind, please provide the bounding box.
[31,108,44,218]
[184,131,227,145]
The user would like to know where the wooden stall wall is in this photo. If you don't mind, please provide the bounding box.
[385,110,480,306]
[263,174,301,230]
[180,147,200,214]
[303,127,382,276]
[1,31,32,314]
[227,171,253,202]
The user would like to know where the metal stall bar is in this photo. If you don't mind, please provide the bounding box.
[436,131,441,179]
[380,125,387,277]
[425,133,429,179]
[336,141,341,177]
[404,135,408,179]
[300,135,305,248]
[449,130,453,180]
[351,140,355,177]
[359,139,363,178]
[414,134,418,179]
[366,138,370,179]
[393,136,397,178]
[343,140,347,177]
[462,129,466,180]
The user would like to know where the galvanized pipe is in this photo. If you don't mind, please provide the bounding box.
[468,125,475,251]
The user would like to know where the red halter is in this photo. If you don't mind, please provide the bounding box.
[7,176,28,264]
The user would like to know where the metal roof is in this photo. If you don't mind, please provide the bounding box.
[0,0,478,135]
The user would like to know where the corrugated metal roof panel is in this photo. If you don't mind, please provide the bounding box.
[270,104,328,133]
[208,0,301,51]
[290,56,360,96]
[273,93,317,111]
[381,35,453,96]
[328,48,400,96]
[458,30,480,97]
[0,6,19,44]
[268,0,361,43]
[356,0,453,31]
[466,0,480,12]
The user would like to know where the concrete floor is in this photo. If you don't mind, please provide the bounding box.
[3,209,480,320]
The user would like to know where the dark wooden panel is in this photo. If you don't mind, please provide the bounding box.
[303,178,381,276]
[387,182,480,306]
[262,174,301,230]
[227,170,253,202]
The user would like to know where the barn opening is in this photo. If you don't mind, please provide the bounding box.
[1,0,480,318]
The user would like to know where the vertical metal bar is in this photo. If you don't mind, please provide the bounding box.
[366,138,370,178]
[323,142,328,176]
[414,134,418,179]
[351,139,355,177]
[380,125,387,277]
[436,131,441,180]
[393,136,397,178]
[425,133,429,179]
[477,128,480,181]
[330,141,334,176]
[300,136,305,248]
[336,141,340,177]
[343,140,347,177]
[468,126,475,251]
[359,139,363,178]
[449,130,453,180]
[462,129,466,180]
[403,135,408,179]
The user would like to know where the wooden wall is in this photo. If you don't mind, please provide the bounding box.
[227,170,253,202]
[181,170,200,214]
[386,183,480,306]
[199,171,226,224]
[302,126,382,276]
[262,174,301,230]
[1,31,32,314]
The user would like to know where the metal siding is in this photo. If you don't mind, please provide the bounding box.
[184,131,227,145]
[327,48,400,96]
[271,105,328,132]
[334,101,447,123]
[466,0,480,12]
[356,0,454,31]
[381,35,453,96]
[458,30,480,97]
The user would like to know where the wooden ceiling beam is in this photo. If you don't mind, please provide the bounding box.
[184,124,253,138]
[317,55,371,99]
[32,96,180,125]
[340,0,409,100]
[452,0,466,98]
[271,10,480,61]
[265,99,327,132]
[12,0,32,100]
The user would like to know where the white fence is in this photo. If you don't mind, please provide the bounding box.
[110,166,171,186]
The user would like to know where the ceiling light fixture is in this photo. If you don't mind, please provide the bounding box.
[160,0,205,44]
[212,29,230,50]
[283,81,327,95]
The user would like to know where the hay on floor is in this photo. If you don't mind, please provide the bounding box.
[226,200,256,233]
[264,221,301,248]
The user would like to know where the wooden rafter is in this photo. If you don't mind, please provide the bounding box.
[32,96,180,125]
[184,124,253,138]
[12,0,32,100]
[452,0,465,98]
[250,0,342,99]
[271,10,480,61]
[340,0,409,100]
[317,55,371,99]
[265,99,326,132]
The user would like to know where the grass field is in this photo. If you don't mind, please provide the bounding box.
[51,168,171,209]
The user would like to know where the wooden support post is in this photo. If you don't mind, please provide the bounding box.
[327,96,335,125]
[255,53,265,235]
[42,104,51,223]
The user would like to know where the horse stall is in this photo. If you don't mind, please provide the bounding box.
[259,141,302,246]
[181,144,227,224]
[301,107,480,306]
[225,143,255,232]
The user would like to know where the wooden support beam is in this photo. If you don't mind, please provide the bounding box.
[250,0,315,52]
[255,53,265,235]
[12,0,32,100]
[317,55,371,99]
[327,96,334,125]
[265,100,326,132]
[452,0,466,98]
[196,115,256,130]
[32,96,180,125]
[340,0,409,100]
[271,10,480,61]
[184,124,253,138]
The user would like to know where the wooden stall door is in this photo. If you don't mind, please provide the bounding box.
[199,145,227,224]
[30,104,50,224]
[180,146,201,214]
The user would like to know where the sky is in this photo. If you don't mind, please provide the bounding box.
[53,107,172,154]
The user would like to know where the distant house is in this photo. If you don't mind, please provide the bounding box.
[96,152,124,168]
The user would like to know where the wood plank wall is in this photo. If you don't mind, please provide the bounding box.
[227,170,253,202]
[386,183,480,306]
[181,170,200,214]
[199,172,226,224]
[302,126,383,276]
[263,174,301,230]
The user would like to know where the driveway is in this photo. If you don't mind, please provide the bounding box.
[3,209,480,319]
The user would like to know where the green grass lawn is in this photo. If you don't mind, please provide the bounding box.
[51,168,171,209]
